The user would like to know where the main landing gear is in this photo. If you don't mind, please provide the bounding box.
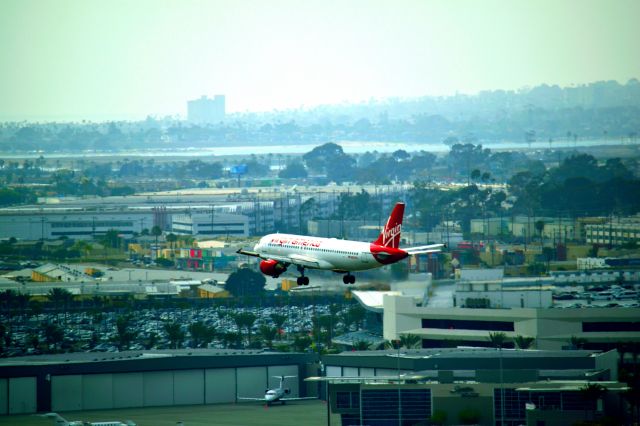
[343,274,356,285]
[296,266,310,286]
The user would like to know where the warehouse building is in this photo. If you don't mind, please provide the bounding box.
[0,350,317,415]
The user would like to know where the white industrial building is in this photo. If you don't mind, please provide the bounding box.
[171,212,249,237]
[0,209,153,241]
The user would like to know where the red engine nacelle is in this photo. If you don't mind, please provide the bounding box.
[259,259,287,277]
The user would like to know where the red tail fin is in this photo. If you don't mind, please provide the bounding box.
[373,202,404,248]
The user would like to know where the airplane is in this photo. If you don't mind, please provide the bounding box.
[43,413,136,426]
[237,375,316,405]
[237,202,444,285]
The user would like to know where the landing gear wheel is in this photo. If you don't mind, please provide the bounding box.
[343,274,356,284]
[297,276,310,286]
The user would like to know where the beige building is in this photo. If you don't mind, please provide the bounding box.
[585,215,640,245]
[383,295,640,350]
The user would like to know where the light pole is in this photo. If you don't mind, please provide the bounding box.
[499,344,505,425]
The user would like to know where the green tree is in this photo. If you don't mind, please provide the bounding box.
[458,407,481,425]
[259,325,278,349]
[580,383,607,420]
[352,340,371,351]
[399,333,421,349]
[166,233,178,256]
[430,409,447,426]
[151,225,162,257]
[101,229,122,249]
[115,315,137,350]
[220,332,242,349]
[225,268,266,297]
[488,332,508,348]
[514,335,535,350]
[233,312,257,347]
[188,321,216,348]
[270,313,287,340]
[164,322,185,349]
[570,336,588,349]
[143,332,158,350]
[293,335,312,352]
[44,323,64,351]
[47,287,73,323]
[534,220,545,242]
[278,161,308,179]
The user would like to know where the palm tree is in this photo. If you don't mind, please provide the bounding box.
[399,334,421,349]
[164,322,185,349]
[43,323,64,352]
[259,325,278,349]
[188,321,216,348]
[534,220,545,243]
[166,233,178,258]
[352,340,371,351]
[47,287,73,324]
[115,315,137,350]
[514,335,535,350]
[220,332,242,349]
[570,335,588,349]
[488,332,508,348]
[580,383,607,420]
[270,313,287,340]
[233,312,257,347]
[151,225,162,259]
[293,335,312,352]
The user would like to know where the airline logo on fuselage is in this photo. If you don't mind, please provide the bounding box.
[269,237,321,248]
[382,224,401,247]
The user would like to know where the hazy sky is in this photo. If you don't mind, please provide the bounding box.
[1,0,639,121]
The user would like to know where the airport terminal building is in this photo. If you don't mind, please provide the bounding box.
[383,295,640,351]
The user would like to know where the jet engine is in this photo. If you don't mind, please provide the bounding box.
[259,259,287,278]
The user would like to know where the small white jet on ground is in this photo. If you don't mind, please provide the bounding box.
[238,202,444,285]
[237,375,316,405]
[43,412,136,426]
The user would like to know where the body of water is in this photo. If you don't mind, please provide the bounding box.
[1,138,636,159]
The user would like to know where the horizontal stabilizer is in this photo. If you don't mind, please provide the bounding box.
[404,244,445,255]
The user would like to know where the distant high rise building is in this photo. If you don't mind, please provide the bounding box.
[187,95,225,123]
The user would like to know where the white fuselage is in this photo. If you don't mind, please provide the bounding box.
[255,234,380,272]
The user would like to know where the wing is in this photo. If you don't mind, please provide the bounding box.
[280,397,318,401]
[237,248,261,258]
[403,243,445,255]
[238,248,330,269]
[237,396,266,401]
